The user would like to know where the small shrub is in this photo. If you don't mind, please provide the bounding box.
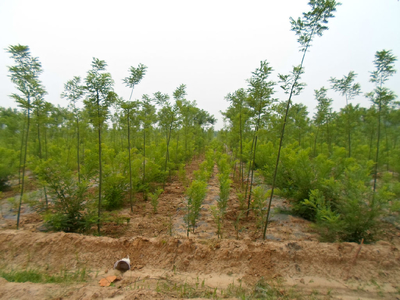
[150,188,163,213]
[185,180,207,235]
[103,171,127,211]
[251,186,268,229]
[211,205,223,238]
[37,158,95,233]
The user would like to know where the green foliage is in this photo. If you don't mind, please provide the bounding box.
[257,139,396,242]
[0,147,18,191]
[193,161,210,182]
[102,147,128,210]
[210,205,223,238]
[217,153,232,215]
[185,180,207,235]
[178,163,188,187]
[251,186,268,228]
[150,188,163,213]
[37,157,94,233]
[102,171,127,211]
[302,161,391,243]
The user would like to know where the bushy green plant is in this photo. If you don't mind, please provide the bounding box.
[178,163,188,187]
[237,191,246,210]
[302,161,391,243]
[37,158,94,233]
[193,161,210,182]
[216,153,232,214]
[0,147,18,191]
[205,148,215,174]
[102,171,127,210]
[150,188,163,213]
[210,205,223,238]
[185,180,207,235]
[251,186,268,229]
[102,148,128,210]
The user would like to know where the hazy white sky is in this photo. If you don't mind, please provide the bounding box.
[1,0,399,129]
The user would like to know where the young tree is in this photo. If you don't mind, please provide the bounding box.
[222,88,249,185]
[6,45,44,229]
[61,76,84,183]
[122,63,147,211]
[314,87,333,154]
[366,50,397,197]
[263,0,340,239]
[245,60,275,214]
[330,71,361,157]
[84,58,116,234]
[154,90,175,187]
[32,94,50,208]
[139,94,157,188]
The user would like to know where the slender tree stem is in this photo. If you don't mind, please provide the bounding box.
[17,100,30,229]
[97,94,102,235]
[263,29,312,239]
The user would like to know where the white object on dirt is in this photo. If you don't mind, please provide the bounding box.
[114,256,131,272]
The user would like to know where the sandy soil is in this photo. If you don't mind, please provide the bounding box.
[0,158,400,299]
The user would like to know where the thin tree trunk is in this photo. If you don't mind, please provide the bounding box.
[127,110,133,212]
[18,112,26,186]
[263,28,312,239]
[246,111,262,213]
[368,128,374,160]
[347,107,351,158]
[384,122,389,171]
[247,135,258,213]
[76,118,81,183]
[17,101,31,229]
[97,96,102,235]
[164,122,173,188]
[36,108,48,209]
[143,126,146,185]
[245,133,256,216]
[239,112,243,187]
[372,101,381,201]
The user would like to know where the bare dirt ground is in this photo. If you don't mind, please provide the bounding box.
[1,158,400,299]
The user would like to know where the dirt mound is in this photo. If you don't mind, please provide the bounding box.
[1,230,399,282]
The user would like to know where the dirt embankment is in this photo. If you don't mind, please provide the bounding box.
[1,229,399,281]
[0,229,400,299]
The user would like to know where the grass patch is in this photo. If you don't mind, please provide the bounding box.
[152,276,313,299]
[0,267,88,284]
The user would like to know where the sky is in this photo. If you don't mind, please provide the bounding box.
[0,0,399,130]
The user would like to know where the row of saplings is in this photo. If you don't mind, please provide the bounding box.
[36,141,398,244]
[182,147,234,238]
[184,142,400,244]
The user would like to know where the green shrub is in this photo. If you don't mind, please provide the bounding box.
[37,158,94,233]
[302,161,390,243]
[103,172,127,210]
[251,186,268,229]
[185,180,207,235]
[150,188,163,213]
[0,147,18,191]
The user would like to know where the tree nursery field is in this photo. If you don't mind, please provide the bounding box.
[1,1,400,299]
